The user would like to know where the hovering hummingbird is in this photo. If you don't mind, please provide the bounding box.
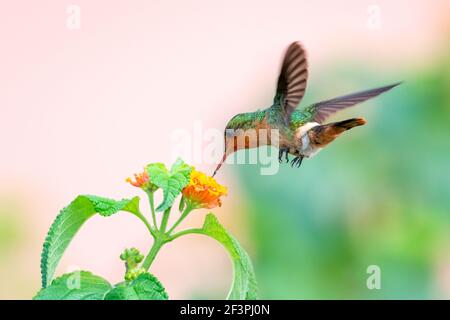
[212,42,400,176]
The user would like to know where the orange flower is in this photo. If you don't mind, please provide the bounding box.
[182,169,227,209]
[126,170,158,192]
[126,171,149,188]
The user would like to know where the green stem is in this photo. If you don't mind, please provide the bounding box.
[159,207,171,233]
[167,206,193,235]
[166,228,204,242]
[146,190,158,230]
[141,239,164,270]
[133,211,156,239]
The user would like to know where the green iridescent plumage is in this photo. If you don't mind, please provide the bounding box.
[226,109,266,131]
[225,103,314,133]
[289,107,314,129]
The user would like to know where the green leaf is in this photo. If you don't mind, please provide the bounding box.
[104,273,168,300]
[201,213,258,300]
[40,195,141,288]
[146,158,192,212]
[34,271,112,300]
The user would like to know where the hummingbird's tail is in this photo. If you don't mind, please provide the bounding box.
[330,118,367,131]
[309,118,366,147]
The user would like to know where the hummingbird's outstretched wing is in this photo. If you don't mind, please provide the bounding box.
[306,82,401,124]
[275,42,308,125]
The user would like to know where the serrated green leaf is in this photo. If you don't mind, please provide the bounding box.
[34,271,112,300]
[146,158,192,212]
[86,195,140,217]
[201,213,258,300]
[104,273,168,300]
[40,195,140,288]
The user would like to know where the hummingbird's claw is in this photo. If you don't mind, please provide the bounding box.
[279,148,288,163]
[297,156,304,168]
[290,156,304,168]
[290,157,296,167]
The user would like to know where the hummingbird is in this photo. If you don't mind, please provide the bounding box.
[212,41,400,176]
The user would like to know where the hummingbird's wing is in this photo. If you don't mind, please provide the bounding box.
[306,83,401,124]
[274,42,308,125]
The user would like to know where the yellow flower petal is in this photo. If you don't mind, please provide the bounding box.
[182,169,227,209]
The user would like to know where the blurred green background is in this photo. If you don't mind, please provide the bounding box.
[234,47,450,299]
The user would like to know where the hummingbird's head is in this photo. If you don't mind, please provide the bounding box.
[213,113,256,177]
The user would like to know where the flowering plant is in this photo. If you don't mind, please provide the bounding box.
[34,159,257,300]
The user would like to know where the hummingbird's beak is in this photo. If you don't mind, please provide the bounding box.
[212,153,227,177]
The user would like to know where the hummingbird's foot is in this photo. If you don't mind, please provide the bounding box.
[297,156,304,168]
[278,148,288,163]
[290,156,304,168]
[290,158,296,167]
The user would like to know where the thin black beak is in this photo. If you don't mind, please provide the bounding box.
[212,153,227,177]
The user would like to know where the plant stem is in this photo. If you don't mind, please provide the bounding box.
[142,239,164,270]
[139,199,196,270]
[133,211,156,239]
[140,204,172,270]
[159,208,171,233]
[146,190,158,230]
[166,228,204,242]
[167,206,193,235]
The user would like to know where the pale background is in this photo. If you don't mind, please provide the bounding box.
[1,0,449,299]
